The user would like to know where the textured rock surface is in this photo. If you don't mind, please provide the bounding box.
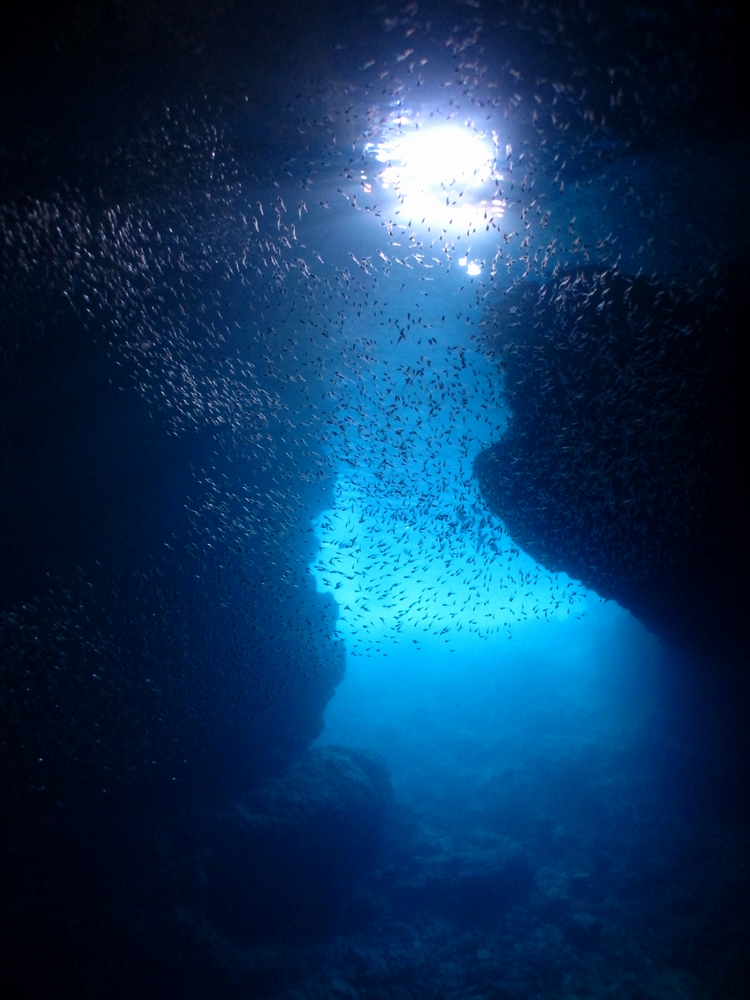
[206,746,393,938]
[383,838,535,925]
[0,296,345,805]
[475,264,749,670]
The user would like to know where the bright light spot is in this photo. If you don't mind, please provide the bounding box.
[458,257,482,276]
[375,126,494,190]
[366,124,505,230]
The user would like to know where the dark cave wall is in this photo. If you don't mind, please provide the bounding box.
[0,9,352,810]
[0,320,345,807]
[0,280,350,988]
[474,263,749,672]
[0,330,352,1000]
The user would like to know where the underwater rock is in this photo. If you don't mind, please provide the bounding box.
[386,839,535,926]
[0,324,346,802]
[475,264,749,672]
[563,912,604,950]
[206,746,393,939]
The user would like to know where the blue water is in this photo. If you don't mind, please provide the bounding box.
[1,2,748,999]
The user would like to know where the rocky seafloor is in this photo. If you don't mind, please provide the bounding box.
[144,667,750,1000]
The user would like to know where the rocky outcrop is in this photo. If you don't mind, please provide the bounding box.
[205,746,393,939]
[0,282,344,806]
[383,837,535,926]
[475,264,749,671]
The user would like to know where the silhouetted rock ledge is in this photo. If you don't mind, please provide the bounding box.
[206,746,393,939]
[385,841,535,926]
[475,264,749,672]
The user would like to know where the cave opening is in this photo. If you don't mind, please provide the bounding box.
[2,2,748,997]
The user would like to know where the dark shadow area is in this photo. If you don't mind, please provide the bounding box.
[475,263,750,672]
